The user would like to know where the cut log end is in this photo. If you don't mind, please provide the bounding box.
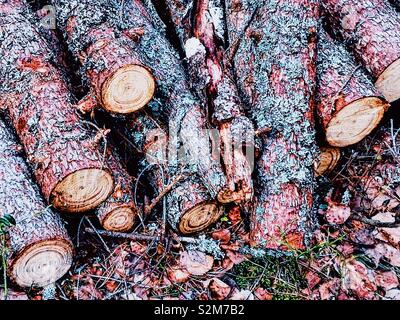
[326,97,388,147]
[100,205,136,232]
[314,147,341,177]
[375,58,400,103]
[10,239,73,288]
[101,64,155,114]
[178,202,222,235]
[217,187,252,204]
[51,168,114,213]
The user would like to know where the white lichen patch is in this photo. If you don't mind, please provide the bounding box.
[184,37,206,59]
[208,0,225,39]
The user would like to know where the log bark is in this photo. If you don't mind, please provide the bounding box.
[0,0,114,213]
[230,0,319,249]
[51,0,156,114]
[122,113,223,235]
[316,30,389,147]
[163,0,255,204]
[0,117,73,288]
[95,150,137,233]
[105,0,228,201]
[322,0,400,102]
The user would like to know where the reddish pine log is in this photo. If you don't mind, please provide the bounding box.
[0,118,73,288]
[0,0,114,213]
[316,30,389,147]
[123,113,223,235]
[52,0,156,114]
[103,0,228,201]
[229,0,318,249]
[163,0,255,204]
[322,0,400,102]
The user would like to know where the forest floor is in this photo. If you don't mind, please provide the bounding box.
[2,107,400,301]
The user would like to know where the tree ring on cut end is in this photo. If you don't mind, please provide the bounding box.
[326,97,388,147]
[178,202,222,235]
[101,64,155,114]
[375,58,400,103]
[314,147,341,177]
[101,206,136,232]
[10,240,73,288]
[217,188,251,204]
[51,168,114,213]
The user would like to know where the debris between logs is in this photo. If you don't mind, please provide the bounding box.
[323,0,400,102]
[0,117,73,288]
[164,0,255,204]
[0,0,114,213]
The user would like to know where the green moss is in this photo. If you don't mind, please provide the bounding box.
[231,254,306,300]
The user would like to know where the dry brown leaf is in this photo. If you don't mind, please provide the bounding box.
[229,289,254,300]
[341,259,377,299]
[226,250,247,265]
[208,278,231,300]
[254,287,273,300]
[228,206,242,224]
[325,201,351,225]
[378,227,400,249]
[375,271,399,291]
[372,212,396,223]
[305,270,321,290]
[212,229,231,244]
[180,250,214,276]
[318,279,340,300]
[166,265,190,283]
[365,242,400,267]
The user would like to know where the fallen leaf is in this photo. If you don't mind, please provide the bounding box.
[0,289,28,300]
[229,289,254,300]
[180,250,214,276]
[385,289,400,300]
[365,242,400,267]
[105,281,118,293]
[346,220,375,245]
[254,287,272,300]
[325,201,351,225]
[208,278,231,300]
[372,212,396,224]
[336,242,355,258]
[375,271,399,291]
[212,229,231,244]
[341,259,377,299]
[305,270,321,290]
[228,206,242,224]
[226,250,246,265]
[378,227,400,249]
[166,266,190,283]
[318,279,340,300]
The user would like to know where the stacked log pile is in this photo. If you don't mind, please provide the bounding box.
[1,0,400,299]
